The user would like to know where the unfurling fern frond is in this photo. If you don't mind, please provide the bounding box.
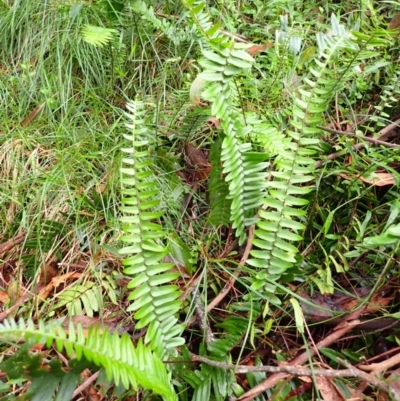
[119,101,184,356]
[0,318,177,401]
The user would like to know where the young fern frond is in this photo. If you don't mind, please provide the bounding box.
[81,25,118,47]
[0,318,177,401]
[119,101,184,356]
[183,0,269,244]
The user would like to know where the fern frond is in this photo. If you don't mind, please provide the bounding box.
[183,1,269,244]
[248,14,387,297]
[81,24,118,47]
[119,100,184,355]
[208,138,231,226]
[0,318,177,401]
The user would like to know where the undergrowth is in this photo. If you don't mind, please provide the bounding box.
[1,0,400,400]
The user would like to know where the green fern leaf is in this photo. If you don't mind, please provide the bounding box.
[0,318,177,401]
[119,100,185,356]
[81,24,118,48]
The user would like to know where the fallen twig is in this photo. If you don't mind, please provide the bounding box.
[359,352,400,374]
[190,353,388,392]
[0,231,27,255]
[237,307,366,401]
[315,118,400,168]
[204,225,255,314]
[318,126,400,148]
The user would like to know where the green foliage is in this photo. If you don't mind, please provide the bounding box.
[183,0,270,245]
[81,25,118,48]
[0,318,177,401]
[119,100,185,355]
[208,137,231,226]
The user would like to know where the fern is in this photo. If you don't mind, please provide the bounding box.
[248,15,389,298]
[119,100,185,356]
[0,318,177,401]
[81,24,118,47]
[183,0,269,245]
[208,137,231,226]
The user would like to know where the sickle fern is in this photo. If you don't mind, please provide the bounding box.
[0,318,177,401]
[119,100,185,356]
[183,0,269,245]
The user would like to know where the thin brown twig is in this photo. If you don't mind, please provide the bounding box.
[72,371,99,399]
[237,307,366,401]
[186,226,254,328]
[0,231,27,255]
[318,126,400,148]
[205,225,255,314]
[190,353,388,392]
[359,352,400,374]
[315,118,400,168]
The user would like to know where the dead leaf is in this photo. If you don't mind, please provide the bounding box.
[315,376,344,401]
[0,291,10,304]
[38,272,81,302]
[20,102,45,127]
[389,13,400,31]
[339,172,395,187]
[245,42,273,56]
[184,143,211,181]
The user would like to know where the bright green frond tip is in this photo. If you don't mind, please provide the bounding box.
[119,100,185,356]
[81,24,118,48]
[0,318,177,401]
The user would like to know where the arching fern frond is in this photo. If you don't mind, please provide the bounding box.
[0,318,177,401]
[183,0,269,244]
[119,101,185,356]
[248,15,388,298]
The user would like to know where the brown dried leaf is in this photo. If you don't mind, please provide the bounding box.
[38,272,81,302]
[20,102,45,127]
[315,376,344,401]
[389,13,400,31]
[184,143,211,181]
[245,42,273,56]
[339,172,394,187]
[0,290,10,304]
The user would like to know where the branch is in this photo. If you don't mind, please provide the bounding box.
[315,118,400,168]
[190,353,388,393]
[237,307,366,401]
[318,126,400,148]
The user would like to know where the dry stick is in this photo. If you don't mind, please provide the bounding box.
[186,226,254,328]
[359,352,400,374]
[190,353,388,393]
[237,307,366,401]
[318,126,400,148]
[315,118,400,169]
[338,358,400,401]
[205,225,255,314]
[72,371,100,399]
[0,230,27,255]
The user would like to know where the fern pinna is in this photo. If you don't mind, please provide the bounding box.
[119,101,184,356]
